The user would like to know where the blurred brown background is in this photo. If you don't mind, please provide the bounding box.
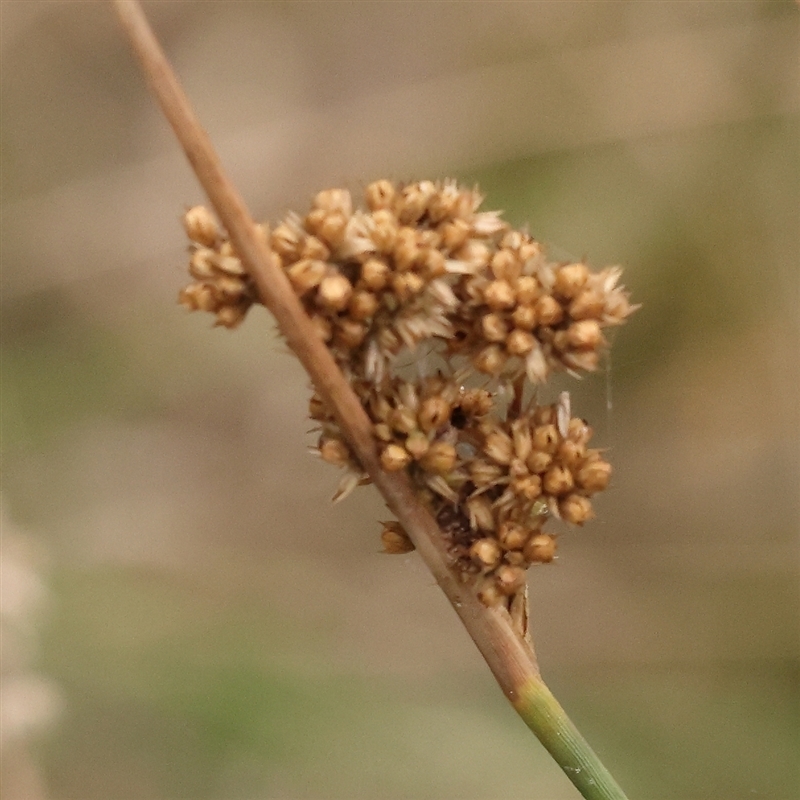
[2,2,798,799]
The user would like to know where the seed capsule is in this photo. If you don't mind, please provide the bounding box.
[183,206,219,247]
[495,565,526,596]
[536,295,564,326]
[506,329,535,356]
[381,521,415,554]
[554,263,589,299]
[318,273,353,311]
[287,259,326,295]
[420,442,457,474]
[418,397,451,433]
[381,444,412,471]
[484,279,516,311]
[567,319,603,350]
[319,437,351,467]
[560,494,594,525]
[576,459,612,492]
[523,533,557,564]
[543,464,575,496]
[498,521,529,551]
[405,431,430,460]
[365,180,396,211]
[470,538,503,570]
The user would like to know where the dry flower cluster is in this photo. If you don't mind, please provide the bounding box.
[179,179,636,607]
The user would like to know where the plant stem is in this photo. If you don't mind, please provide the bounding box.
[515,677,629,800]
[112,3,631,797]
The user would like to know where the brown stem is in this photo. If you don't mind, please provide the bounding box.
[112,0,539,695]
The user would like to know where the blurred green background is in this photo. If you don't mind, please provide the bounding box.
[2,2,798,799]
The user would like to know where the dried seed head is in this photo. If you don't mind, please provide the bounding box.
[381,521,415,554]
[179,179,637,575]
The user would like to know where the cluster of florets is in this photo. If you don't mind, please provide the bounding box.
[178,179,636,607]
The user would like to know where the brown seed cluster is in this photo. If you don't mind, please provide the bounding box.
[178,180,637,608]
